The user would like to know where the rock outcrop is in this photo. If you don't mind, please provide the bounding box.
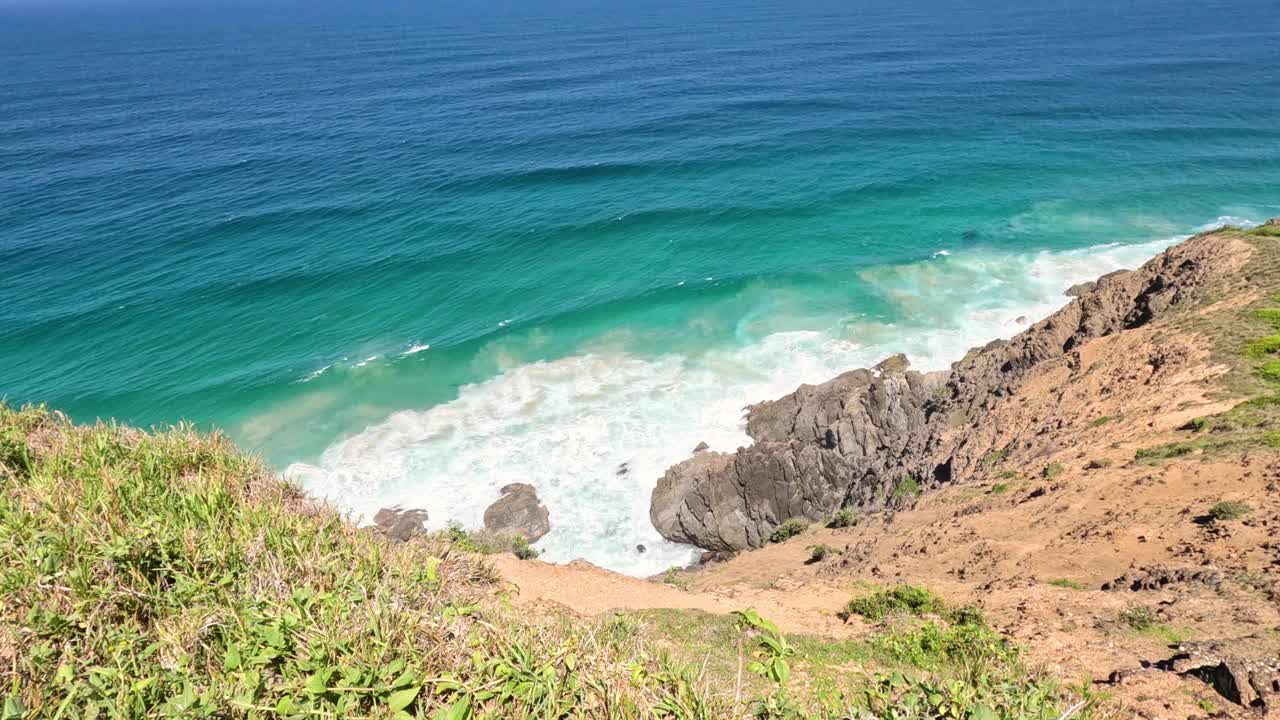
[483,483,551,542]
[651,230,1253,551]
[650,354,943,551]
[372,506,429,543]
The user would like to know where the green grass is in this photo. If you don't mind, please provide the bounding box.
[1208,500,1252,521]
[840,586,946,622]
[1089,415,1116,427]
[769,518,808,543]
[1042,462,1065,480]
[1247,223,1280,238]
[1135,440,1204,463]
[0,403,1096,719]
[891,475,921,500]
[1085,458,1113,470]
[981,450,1006,468]
[1047,579,1087,591]
[1117,605,1184,644]
[989,483,1010,494]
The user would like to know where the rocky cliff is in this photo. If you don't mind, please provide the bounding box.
[651,227,1257,551]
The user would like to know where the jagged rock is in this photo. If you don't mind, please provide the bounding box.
[483,483,550,542]
[692,442,709,453]
[1101,565,1224,592]
[1156,637,1280,709]
[372,506,429,543]
[1064,280,1097,297]
[651,359,939,550]
[635,544,646,554]
[650,231,1252,552]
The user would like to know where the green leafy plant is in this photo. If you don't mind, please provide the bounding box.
[769,518,808,544]
[892,475,921,499]
[825,508,857,529]
[1042,462,1065,480]
[511,534,539,560]
[806,544,833,564]
[841,585,946,622]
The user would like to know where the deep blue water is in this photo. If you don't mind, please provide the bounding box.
[2,0,1278,572]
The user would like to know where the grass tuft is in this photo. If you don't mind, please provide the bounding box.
[769,518,809,544]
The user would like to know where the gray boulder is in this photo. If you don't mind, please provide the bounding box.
[483,483,550,542]
[372,506,429,543]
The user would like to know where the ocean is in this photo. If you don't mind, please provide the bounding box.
[2,0,1277,574]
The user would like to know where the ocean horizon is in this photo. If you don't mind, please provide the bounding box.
[2,0,1278,574]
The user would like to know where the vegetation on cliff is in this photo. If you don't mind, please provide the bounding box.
[0,404,1090,719]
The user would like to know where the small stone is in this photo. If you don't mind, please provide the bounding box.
[635,544,646,554]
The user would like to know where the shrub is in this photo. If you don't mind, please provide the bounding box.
[1090,415,1116,427]
[1086,458,1113,470]
[661,567,690,590]
[806,544,833,564]
[1245,334,1280,357]
[826,507,857,529]
[892,475,921,499]
[842,585,946,622]
[1042,462,1065,480]
[511,534,539,560]
[1264,431,1280,449]
[1208,500,1252,521]
[769,518,808,543]
[982,450,1006,467]
[989,483,1010,494]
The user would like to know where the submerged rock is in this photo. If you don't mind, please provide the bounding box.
[372,506,429,543]
[483,483,551,542]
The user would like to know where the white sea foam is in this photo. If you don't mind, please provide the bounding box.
[404,343,431,356]
[286,235,1178,576]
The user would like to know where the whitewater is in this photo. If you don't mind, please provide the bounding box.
[284,223,1248,576]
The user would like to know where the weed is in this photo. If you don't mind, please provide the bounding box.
[663,567,691,591]
[1042,462,1065,479]
[806,544,834,564]
[769,518,808,544]
[1048,578,1087,590]
[982,449,1006,467]
[891,475,921,499]
[989,483,1010,494]
[1090,415,1116,427]
[825,508,857,529]
[841,585,946,622]
[511,534,539,560]
[1086,458,1113,469]
[1208,500,1252,521]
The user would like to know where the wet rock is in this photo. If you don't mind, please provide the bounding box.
[1015,315,1029,324]
[616,463,629,476]
[635,544,646,554]
[372,506,429,543]
[483,483,550,542]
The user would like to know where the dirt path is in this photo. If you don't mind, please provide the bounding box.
[489,554,858,637]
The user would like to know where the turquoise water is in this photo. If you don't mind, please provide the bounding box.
[2,0,1278,573]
